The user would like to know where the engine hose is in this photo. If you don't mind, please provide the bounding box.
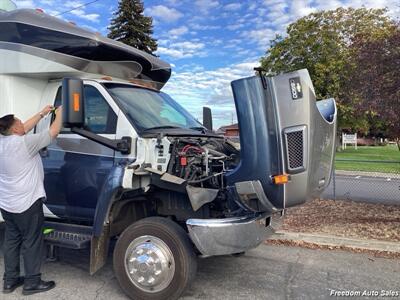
[184,167,191,180]
[209,155,226,160]
[207,148,226,157]
[183,145,203,153]
[187,172,223,184]
[188,171,197,181]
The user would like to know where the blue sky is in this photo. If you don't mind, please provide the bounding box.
[12,0,400,128]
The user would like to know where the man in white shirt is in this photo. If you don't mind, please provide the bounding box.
[0,105,62,295]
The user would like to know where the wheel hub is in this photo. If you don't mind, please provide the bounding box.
[125,236,175,293]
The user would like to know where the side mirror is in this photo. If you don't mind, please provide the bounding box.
[203,106,213,131]
[62,78,84,128]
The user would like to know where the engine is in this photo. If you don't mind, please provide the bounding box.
[129,136,242,219]
[167,137,240,189]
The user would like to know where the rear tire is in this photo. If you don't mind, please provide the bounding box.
[113,217,197,300]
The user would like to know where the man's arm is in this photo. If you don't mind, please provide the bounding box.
[23,105,53,133]
[23,106,63,157]
[50,106,62,139]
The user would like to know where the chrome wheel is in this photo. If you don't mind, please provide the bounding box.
[124,235,175,293]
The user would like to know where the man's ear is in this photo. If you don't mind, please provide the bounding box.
[9,123,16,133]
[10,123,22,136]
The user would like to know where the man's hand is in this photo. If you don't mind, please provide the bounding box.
[40,105,54,117]
[24,105,55,133]
[54,106,62,115]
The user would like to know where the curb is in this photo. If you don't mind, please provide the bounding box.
[268,231,400,253]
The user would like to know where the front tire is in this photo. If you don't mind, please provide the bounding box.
[113,217,197,300]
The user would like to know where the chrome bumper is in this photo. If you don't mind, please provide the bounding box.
[186,213,280,256]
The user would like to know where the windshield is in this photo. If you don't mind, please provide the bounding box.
[104,83,203,132]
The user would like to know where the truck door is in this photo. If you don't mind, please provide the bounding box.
[42,83,118,222]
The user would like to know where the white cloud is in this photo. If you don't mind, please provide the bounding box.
[14,0,100,22]
[223,38,242,49]
[157,41,206,59]
[39,0,53,5]
[233,49,252,57]
[158,39,169,46]
[190,23,220,30]
[195,0,219,13]
[14,0,35,8]
[70,9,100,22]
[145,5,183,22]
[163,60,258,127]
[45,9,61,16]
[157,47,186,59]
[240,28,277,49]
[169,26,188,36]
[261,0,400,31]
[165,0,180,6]
[289,0,316,18]
[248,3,257,11]
[224,3,242,11]
[179,63,205,72]
[64,1,82,8]
[175,41,205,50]
[209,39,223,46]
[226,23,245,30]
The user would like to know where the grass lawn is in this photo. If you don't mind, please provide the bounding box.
[335,144,400,173]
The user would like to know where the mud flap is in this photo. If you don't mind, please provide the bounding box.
[90,225,110,275]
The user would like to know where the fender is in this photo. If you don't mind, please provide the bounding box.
[90,159,130,274]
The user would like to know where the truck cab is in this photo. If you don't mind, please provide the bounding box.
[0,8,337,300]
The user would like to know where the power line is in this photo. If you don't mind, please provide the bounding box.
[53,0,101,17]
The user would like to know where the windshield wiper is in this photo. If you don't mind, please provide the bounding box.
[190,126,208,133]
[143,125,182,131]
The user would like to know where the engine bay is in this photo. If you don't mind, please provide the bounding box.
[166,137,240,189]
[126,135,242,217]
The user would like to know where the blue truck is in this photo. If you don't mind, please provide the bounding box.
[0,8,337,300]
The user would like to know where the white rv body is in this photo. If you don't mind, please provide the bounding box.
[0,75,47,121]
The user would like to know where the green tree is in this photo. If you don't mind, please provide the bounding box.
[260,7,395,131]
[108,0,157,54]
[347,24,400,149]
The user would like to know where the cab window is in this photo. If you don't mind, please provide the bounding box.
[53,85,117,134]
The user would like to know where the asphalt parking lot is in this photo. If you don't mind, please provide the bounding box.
[0,233,399,300]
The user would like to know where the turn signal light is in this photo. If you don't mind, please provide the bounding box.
[272,174,289,185]
[73,93,80,112]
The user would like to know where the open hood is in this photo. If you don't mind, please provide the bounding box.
[226,69,337,210]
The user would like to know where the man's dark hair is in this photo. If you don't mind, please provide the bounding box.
[0,114,15,135]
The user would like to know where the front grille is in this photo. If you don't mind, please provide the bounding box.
[284,126,306,172]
